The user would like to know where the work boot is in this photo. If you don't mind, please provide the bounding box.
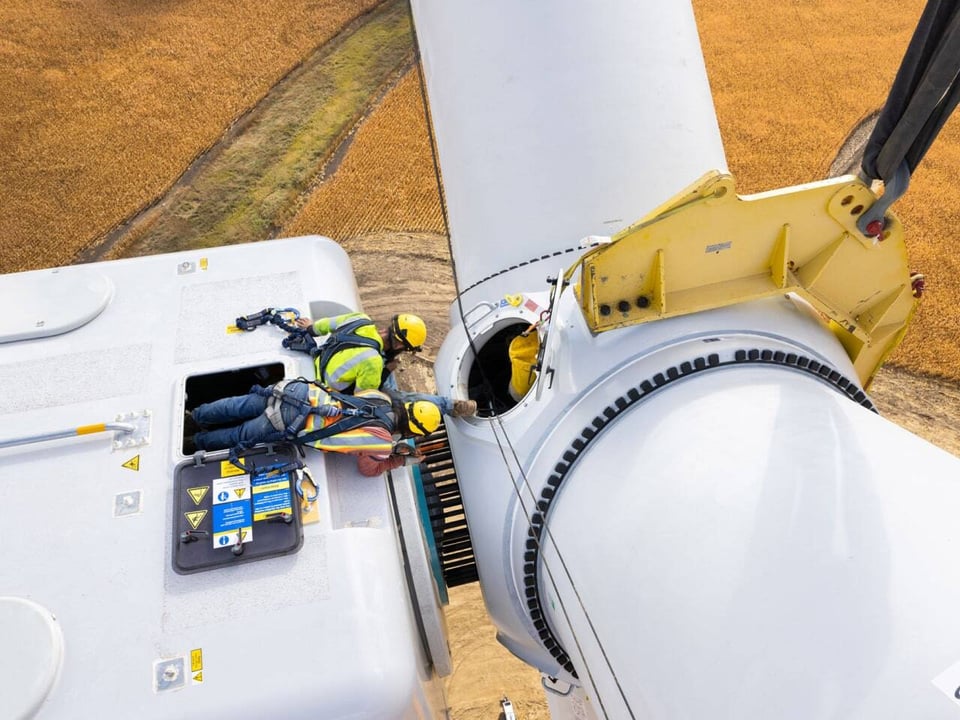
[452,400,477,417]
[185,409,212,431]
[184,409,202,435]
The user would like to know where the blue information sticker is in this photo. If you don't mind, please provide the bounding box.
[212,500,252,533]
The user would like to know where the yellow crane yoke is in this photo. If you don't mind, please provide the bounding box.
[574,171,917,388]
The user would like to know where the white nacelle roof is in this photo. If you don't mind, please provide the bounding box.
[0,237,440,719]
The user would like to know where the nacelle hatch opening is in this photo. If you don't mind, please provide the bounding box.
[182,362,285,455]
[465,320,531,417]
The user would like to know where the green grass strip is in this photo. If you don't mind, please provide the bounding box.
[120,0,413,256]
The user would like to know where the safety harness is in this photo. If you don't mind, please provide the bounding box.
[223,381,406,479]
[234,307,321,355]
[314,317,383,378]
[249,379,396,445]
[236,309,402,387]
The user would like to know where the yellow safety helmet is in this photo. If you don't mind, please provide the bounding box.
[392,313,427,351]
[405,401,442,436]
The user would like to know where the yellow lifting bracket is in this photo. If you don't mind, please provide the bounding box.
[574,171,918,387]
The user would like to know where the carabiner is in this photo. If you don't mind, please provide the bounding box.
[296,467,319,503]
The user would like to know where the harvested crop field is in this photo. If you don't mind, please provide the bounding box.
[3,0,958,382]
[282,68,444,240]
[0,0,379,270]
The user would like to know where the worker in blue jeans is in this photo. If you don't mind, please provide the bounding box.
[187,381,460,453]
[186,380,446,476]
[190,385,297,450]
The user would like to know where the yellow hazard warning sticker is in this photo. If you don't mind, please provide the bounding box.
[192,671,203,684]
[184,510,207,530]
[122,455,140,471]
[187,486,209,506]
[190,648,203,673]
[220,459,246,477]
[199,258,208,271]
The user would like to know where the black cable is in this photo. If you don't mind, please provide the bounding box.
[862,0,960,183]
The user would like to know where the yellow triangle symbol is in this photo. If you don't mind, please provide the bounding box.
[193,671,203,683]
[187,486,209,506]
[235,488,246,499]
[184,510,207,530]
[121,455,140,471]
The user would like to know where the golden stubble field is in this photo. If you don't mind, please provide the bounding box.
[3,0,958,378]
[283,69,444,240]
[1,0,379,271]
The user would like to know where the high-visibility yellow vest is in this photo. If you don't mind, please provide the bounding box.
[310,313,385,391]
[300,387,395,455]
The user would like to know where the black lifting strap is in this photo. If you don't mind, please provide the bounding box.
[862,1,960,185]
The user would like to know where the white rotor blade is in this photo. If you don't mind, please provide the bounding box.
[410,0,727,299]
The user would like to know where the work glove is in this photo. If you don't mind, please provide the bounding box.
[404,450,425,466]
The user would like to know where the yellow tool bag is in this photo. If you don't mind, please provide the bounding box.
[508,331,540,401]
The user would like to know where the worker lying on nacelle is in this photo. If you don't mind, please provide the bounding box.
[293,310,476,417]
[186,380,442,476]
